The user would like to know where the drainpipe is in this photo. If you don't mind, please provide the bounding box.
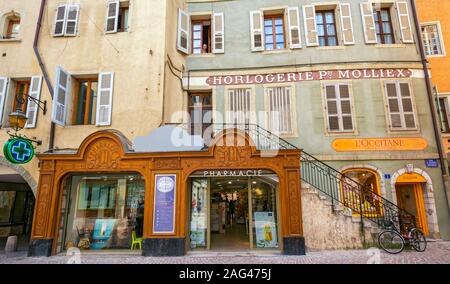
[410,0,450,213]
[34,0,56,151]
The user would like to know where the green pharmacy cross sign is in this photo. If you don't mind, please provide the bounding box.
[3,138,35,164]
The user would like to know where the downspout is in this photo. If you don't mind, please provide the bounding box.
[34,0,56,151]
[410,0,450,212]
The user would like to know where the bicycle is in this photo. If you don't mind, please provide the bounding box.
[377,215,427,254]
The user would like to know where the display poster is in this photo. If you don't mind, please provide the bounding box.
[254,212,278,248]
[153,174,176,233]
[90,219,117,250]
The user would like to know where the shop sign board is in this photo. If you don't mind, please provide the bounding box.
[332,138,427,152]
[3,138,35,164]
[153,174,176,234]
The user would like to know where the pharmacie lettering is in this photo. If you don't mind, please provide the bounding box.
[203,170,263,177]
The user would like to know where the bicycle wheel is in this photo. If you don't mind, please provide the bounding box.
[378,230,405,254]
[409,228,427,252]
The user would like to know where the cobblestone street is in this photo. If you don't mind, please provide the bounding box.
[1,241,449,264]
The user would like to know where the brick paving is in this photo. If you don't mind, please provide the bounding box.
[1,241,449,264]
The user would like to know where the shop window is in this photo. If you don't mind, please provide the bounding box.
[1,12,21,39]
[266,86,294,135]
[421,23,445,56]
[264,14,285,50]
[384,81,417,131]
[62,174,145,251]
[72,78,98,125]
[106,1,129,33]
[316,10,337,46]
[0,189,35,234]
[341,169,382,217]
[323,83,355,133]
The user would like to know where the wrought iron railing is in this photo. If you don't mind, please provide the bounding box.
[300,151,417,232]
[176,122,416,232]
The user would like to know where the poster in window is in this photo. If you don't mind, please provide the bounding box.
[153,174,176,234]
[254,212,278,248]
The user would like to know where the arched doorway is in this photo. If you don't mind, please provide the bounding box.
[394,173,429,235]
[0,164,35,252]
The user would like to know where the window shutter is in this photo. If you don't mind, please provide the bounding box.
[325,85,340,131]
[267,87,293,134]
[227,88,251,125]
[212,12,225,53]
[325,84,354,132]
[96,72,114,126]
[396,1,414,43]
[51,66,69,126]
[360,2,377,44]
[0,77,8,126]
[303,5,318,47]
[339,85,354,131]
[65,4,80,36]
[177,9,190,54]
[106,0,120,33]
[385,82,416,130]
[339,3,355,45]
[54,5,67,36]
[250,10,264,51]
[287,7,302,49]
[24,76,43,129]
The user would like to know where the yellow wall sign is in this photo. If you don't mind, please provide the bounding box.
[396,173,427,183]
[332,138,428,152]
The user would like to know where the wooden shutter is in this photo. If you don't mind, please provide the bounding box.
[212,13,225,53]
[106,0,120,33]
[360,2,377,44]
[0,77,8,126]
[51,66,69,126]
[303,5,318,46]
[324,84,354,132]
[177,9,190,54]
[339,3,355,45]
[25,76,43,129]
[96,72,114,126]
[287,7,302,49]
[396,1,414,43]
[250,10,264,51]
[227,88,251,125]
[65,4,80,36]
[268,87,293,134]
[385,82,416,130]
[54,5,67,36]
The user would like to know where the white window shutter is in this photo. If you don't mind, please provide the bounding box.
[54,5,67,36]
[25,76,43,129]
[339,3,355,45]
[250,10,264,51]
[287,7,302,49]
[65,4,80,36]
[396,1,414,43]
[96,72,114,126]
[106,0,120,33]
[212,13,225,53]
[360,2,377,44]
[51,66,69,126]
[0,77,8,126]
[177,9,190,54]
[303,5,318,47]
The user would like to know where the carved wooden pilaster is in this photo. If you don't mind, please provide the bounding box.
[286,169,303,236]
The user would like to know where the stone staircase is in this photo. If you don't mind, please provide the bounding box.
[301,182,381,251]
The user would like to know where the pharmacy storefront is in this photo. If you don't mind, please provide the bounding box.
[28,129,304,257]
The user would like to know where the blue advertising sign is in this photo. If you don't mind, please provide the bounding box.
[425,159,439,168]
[153,174,176,233]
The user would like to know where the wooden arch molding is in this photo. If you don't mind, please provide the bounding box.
[31,129,303,255]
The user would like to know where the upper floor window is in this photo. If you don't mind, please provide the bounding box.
[72,78,98,125]
[384,81,417,131]
[323,84,355,133]
[264,14,285,50]
[421,23,445,56]
[266,86,295,135]
[54,4,80,37]
[360,1,414,44]
[106,1,129,33]
[373,8,394,44]
[437,96,450,133]
[13,81,30,113]
[1,12,21,39]
[316,10,337,46]
[177,9,224,55]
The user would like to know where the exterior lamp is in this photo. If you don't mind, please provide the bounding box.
[9,110,28,131]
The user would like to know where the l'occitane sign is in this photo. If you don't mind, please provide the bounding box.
[332,138,428,152]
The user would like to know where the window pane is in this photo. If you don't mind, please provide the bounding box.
[275,34,284,43]
[265,35,273,44]
[391,114,402,127]
[325,12,334,23]
[317,24,325,36]
[382,22,392,34]
[402,98,413,112]
[265,26,273,35]
[327,101,338,114]
[274,18,283,25]
[316,14,323,24]
[328,37,337,46]
[381,10,389,22]
[341,100,351,114]
[342,116,353,130]
[388,99,400,112]
[404,114,416,128]
[384,35,394,44]
[327,24,336,35]
[328,116,339,130]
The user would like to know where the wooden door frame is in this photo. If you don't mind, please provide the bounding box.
[395,182,429,235]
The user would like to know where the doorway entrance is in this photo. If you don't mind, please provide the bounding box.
[395,182,429,236]
[189,174,279,251]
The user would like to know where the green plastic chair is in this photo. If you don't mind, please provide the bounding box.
[131,231,142,250]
